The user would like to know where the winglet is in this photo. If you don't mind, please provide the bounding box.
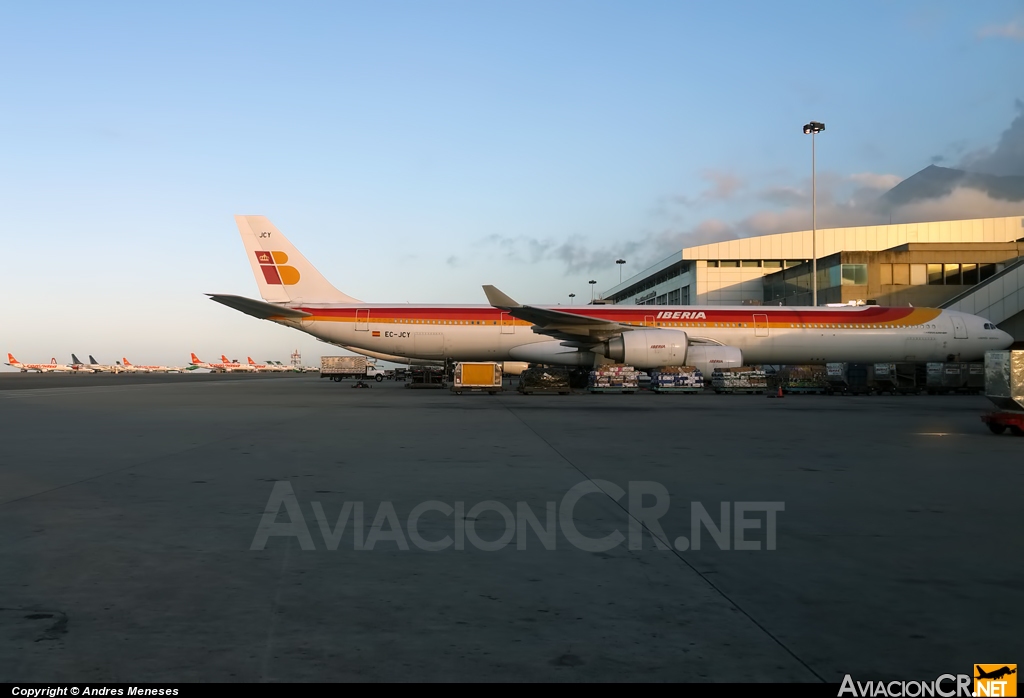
[482,285,521,309]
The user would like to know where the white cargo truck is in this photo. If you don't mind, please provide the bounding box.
[320,356,387,382]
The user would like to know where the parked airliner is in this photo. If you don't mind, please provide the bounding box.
[6,354,72,373]
[189,353,251,372]
[207,216,1014,375]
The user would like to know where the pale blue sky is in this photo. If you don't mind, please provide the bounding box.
[1,1,1021,367]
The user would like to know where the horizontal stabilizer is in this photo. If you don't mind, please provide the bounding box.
[206,294,312,320]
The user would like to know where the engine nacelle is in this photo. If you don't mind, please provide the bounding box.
[684,345,744,377]
[605,330,688,368]
[509,341,596,366]
[500,361,530,376]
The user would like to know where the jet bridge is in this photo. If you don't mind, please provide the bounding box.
[942,257,1024,341]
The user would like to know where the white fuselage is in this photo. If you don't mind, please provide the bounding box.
[9,362,72,373]
[265,303,1012,366]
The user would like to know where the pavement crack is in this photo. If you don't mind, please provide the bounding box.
[499,401,826,684]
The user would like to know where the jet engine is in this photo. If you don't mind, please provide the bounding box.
[684,345,743,377]
[605,330,688,368]
[500,361,530,376]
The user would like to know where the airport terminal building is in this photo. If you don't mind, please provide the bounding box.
[600,215,1024,340]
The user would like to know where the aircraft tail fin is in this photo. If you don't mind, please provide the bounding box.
[72,354,83,365]
[51,358,57,364]
[89,355,99,364]
[234,215,362,305]
[221,354,230,363]
[122,357,132,366]
[248,357,256,365]
[7,353,18,365]
[190,353,203,365]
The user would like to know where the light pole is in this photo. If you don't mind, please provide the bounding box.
[616,258,626,284]
[569,293,575,305]
[589,280,597,303]
[802,121,824,306]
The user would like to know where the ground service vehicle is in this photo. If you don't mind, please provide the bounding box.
[320,356,386,382]
[452,362,503,394]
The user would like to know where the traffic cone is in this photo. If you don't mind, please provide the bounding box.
[777,385,784,398]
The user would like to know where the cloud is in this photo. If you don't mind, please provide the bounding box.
[477,170,907,274]
[889,186,1024,222]
[670,170,745,206]
[959,99,1024,176]
[473,105,1024,276]
[848,172,903,190]
[977,18,1024,40]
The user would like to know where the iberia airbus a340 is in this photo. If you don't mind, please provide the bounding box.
[207,216,1014,375]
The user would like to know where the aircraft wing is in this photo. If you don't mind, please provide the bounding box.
[482,285,632,343]
[207,294,312,320]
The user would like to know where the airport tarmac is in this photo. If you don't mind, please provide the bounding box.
[0,376,1020,682]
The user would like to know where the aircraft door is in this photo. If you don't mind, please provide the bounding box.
[355,309,369,331]
[753,314,769,337]
[644,315,655,327]
[951,315,968,339]
[500,312,515,334]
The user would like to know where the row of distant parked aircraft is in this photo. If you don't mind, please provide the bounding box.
[6,353,307,374]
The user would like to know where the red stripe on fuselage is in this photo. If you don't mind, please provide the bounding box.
[294,305,923,324]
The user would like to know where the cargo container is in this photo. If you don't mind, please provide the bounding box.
[925,363,946,393]
[980,350,1024,435]
[452,362,503,394]
[984,351,1024,412]
[825,363,870,394]
[867,363,898,394]
[925,362,971,394]
[894,363,926,394]
[966,363,986,393]
[942,363,968,391]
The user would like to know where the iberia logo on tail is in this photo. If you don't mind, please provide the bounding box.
[254,251,300,286]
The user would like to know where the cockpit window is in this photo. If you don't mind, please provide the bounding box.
[984,322,996,330]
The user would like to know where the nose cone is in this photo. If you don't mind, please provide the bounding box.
[998,329,1015,348]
